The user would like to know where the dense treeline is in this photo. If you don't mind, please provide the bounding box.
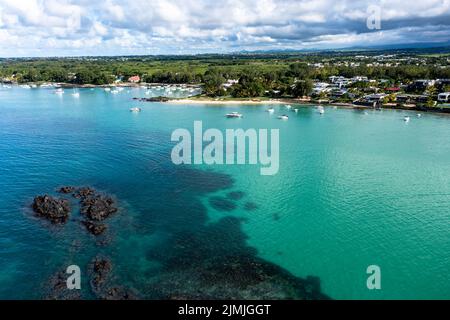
[0,53,449,99]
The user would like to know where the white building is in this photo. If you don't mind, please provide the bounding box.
[223,79,239,89]
[438,92,450,103]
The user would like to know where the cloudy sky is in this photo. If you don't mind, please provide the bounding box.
[0,0,449,57]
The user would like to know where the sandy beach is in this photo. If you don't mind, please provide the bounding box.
[166,98,321,106]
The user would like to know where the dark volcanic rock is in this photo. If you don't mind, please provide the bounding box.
[81,221,107,236]
[73,187,96,199]
[81,195,118,221]
[89,257,137,300]
[45,270,81,300]
[32,195,70,224]
[103,287,137,300]
[58,186,76,194]
[135,96,169,102]
[91,258,112,290]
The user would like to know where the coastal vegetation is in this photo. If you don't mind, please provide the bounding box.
[1,48,449,107]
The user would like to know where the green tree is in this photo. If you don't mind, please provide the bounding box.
[291,79,313,97]
[203,70,226,96]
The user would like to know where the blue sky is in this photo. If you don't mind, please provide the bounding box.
[0,0,449,57]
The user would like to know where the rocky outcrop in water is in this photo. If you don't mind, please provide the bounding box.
[89,257,136,300]
[33,187,118,236]
[91,258,112,290]
[133,96,170,102]
[45,270,82,300]
[80,195,117,222]
[58,186,76,194]
[73,187,96,199]
[32,195,71,224]
[81,221,107,236]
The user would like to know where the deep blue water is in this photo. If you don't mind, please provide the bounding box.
[0,86,450,299]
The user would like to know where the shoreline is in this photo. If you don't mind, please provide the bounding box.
[164,98,450,115]
[3,81,202,89]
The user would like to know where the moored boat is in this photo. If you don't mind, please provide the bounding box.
[318,106,325,114]
[226,112,243,118]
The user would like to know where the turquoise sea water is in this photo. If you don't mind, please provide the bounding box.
[0,86,449,299]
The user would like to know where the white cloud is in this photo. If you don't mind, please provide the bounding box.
[0,0,448,56]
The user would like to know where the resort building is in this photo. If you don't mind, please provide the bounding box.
[351,76,369,82]
[128,75,141,83]
[364,93,387,103]
[223,79,239,89]
[438,92,450,103]
[396,94,429,104]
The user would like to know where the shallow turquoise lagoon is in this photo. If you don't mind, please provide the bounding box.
[0,86,449,299]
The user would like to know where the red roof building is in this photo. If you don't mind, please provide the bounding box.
[385,87,400,92]
[128,75,140,83]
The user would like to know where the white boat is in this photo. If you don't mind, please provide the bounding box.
[130,107,142,112]
[104,88,111,92]
[111,89,119,94]
[285,105,292,110]
[71,92,80,98]
[54,88,64,94]
[404,116,410,122]
[294,109,299,113]
[417,114,422,118]
[278,115,289,120]
[20,84,31,89]
[266,108,275,113]
[226,112,243,118]
[318,106,325,114]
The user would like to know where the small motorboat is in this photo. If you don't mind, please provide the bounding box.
[317,106,325,115]
[294,108,299,113]
[71,92,80,98]
[226,112,243,118]
[104,88,111,92]
[278,115,289,120]
[417,114,422,118]
[285,105,292,110]
[266,108,275,113]
[130,107,142,113]
[404,116,410,122]
[54,88,64,95]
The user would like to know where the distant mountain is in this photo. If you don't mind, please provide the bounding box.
[237,42,450,55]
